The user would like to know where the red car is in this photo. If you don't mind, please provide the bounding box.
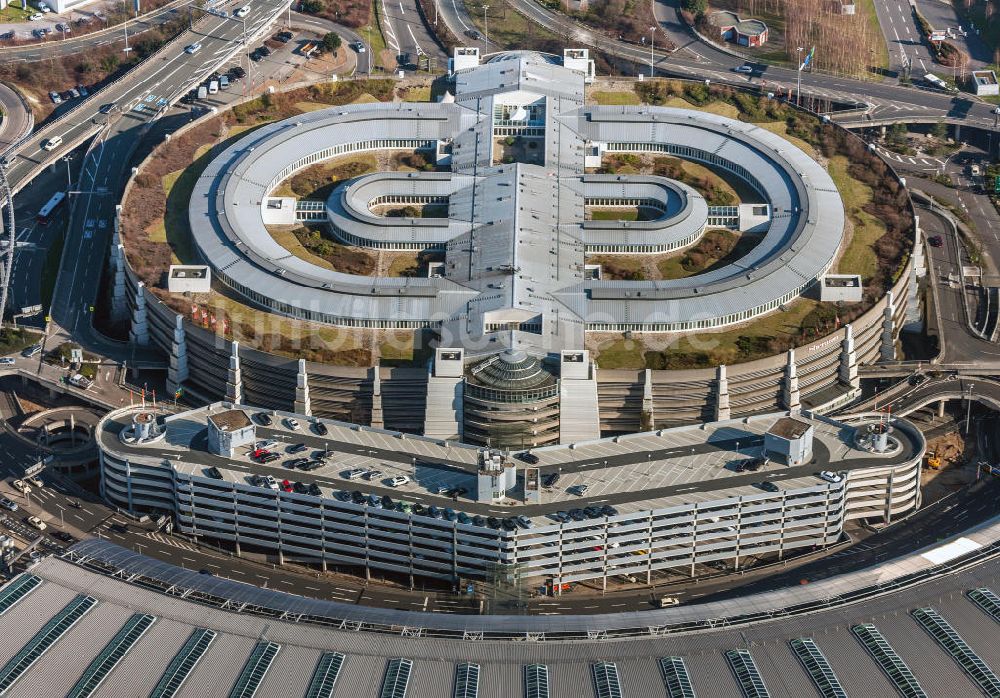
[280,479,293,492]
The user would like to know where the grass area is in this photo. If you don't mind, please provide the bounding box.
[0,4,31,21]
[0,328,41,356]
[589,208,653,221]
[40,229,65,310]
[660,96,741,119]
[463,0,563,51]
[858,0,890,72]
[268,226,336,270]
[591,90,641,106]
[270,153,378,199]
[660,298,823,365]
[398,85,431,102]
[754,121,817,159]
[592,338,646,369]
[657,230,753,280]
[365,0,389,57]
[587,255,647,281]
[827,155,884,281]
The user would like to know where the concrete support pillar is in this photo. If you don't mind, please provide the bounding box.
[70,414,76,446]
[109,244,128,321]
[954,123,961,143]
[838,324,859,390]
[166,315,189,396]
[294,359,311,416]
[129,281,149,346]
[938,400,946,418]
[714,364,731,421]
[880,291,896,361]
[226,341,243,404]
[369,366,383,429]
[782,349,800,413]
[641,369,654,430]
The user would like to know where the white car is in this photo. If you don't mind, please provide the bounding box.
[388,475,410,487]
[263,475,279,490]
[0,358,14,365]
[286,418,300,430]
[184,42,202,54]
[29,12,43,20]
[25,476,43,489]
[255,439,278,451]
[353,41,366,53]
[11,480,30,495]
[819,470,843,484]
[734,64,753,73]
[234,4,250,18]
[26,516,46,531]
[38,2,51,11]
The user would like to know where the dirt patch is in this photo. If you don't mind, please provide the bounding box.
[291,226,377,274]
[921,430,978,501]
[595,153,739,206]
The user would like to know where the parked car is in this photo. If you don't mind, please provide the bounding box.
[515,515,534,529]
[388,475,410,487]
[365,469,384,481]
[0,358,14,366]
[756,481,780,493]
[313,421,328,435]
[76,84,88,97]
[48,91,62,104]
[288,442,307,453]
[25,476,43,489]
[0,497,18,512]
[292,481,308,494]
[11,480,30,495]
[256,439,278,451]
[29,12,44,20]
[262,475,279,490]
[568,484,589,496]
[307,483,322,496]
[205,467,223,479]
[254,412,272,426]
[26,516,46,531]
[542,472,560,487]
[515,451,539,464]
[346,468,367,480]
[285,417,300,430]
[819,470,843,484]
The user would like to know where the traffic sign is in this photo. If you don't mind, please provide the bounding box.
[994,175,1000,193]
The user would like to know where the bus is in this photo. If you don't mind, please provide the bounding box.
[36,191,66,225]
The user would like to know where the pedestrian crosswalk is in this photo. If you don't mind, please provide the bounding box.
[144,531,201,552]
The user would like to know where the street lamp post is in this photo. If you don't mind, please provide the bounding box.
[649,26,655,79]
[123,13,131,54]
[966,385,974,435]
[796,47,803,106]
[62,155,73,191]
[483,5,489,55]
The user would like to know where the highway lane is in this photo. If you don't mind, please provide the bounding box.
[379,0,447,68]
[482,0,1000,128]
[2,0,284,194]
[0,0,197,61]
[872,0,935,77]
[4,0,288,363]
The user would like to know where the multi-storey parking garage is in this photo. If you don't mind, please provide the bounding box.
[97,402,924,588]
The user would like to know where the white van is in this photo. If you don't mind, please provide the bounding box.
[208,79,219,94]
[197,85,208,100]
[234,4,250,17]
[41,136,62,151]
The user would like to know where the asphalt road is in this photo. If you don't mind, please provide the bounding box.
[0,0,196,61]
[913,0,990,69]
[378,0,447,69]
[0,82,31,153]
[872,0,935,77]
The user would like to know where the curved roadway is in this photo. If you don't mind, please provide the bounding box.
[0,82,32,154]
